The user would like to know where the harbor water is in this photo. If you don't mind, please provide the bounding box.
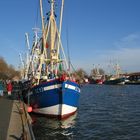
[32,84,140,140]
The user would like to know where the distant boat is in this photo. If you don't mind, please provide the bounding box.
[125,81,140,85]
[104,63,125,85]
[96,78,104,85]
[104,76,125,85]
[92,75,104,84]
[90,65,104,84]
[125,73,140,85]
[22,0,80,119]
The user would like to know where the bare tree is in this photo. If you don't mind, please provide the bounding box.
[0,57,20,79]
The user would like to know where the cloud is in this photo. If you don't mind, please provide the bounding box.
[121,34,140,42]
[75,33,140,74]
[114,33,140,49]
[98,33,140,72]
[99,48,140,72]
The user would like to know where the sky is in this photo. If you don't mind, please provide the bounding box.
[0,0,140,74]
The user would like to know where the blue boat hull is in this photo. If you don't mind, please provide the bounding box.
[27,79,80,119]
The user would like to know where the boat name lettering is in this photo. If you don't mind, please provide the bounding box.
[34,87,44,93]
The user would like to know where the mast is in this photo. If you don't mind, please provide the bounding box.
[31,28,40,77]
[32,28,40,46]
[115,63,121,78]
[39,0,45,38]
[57,0,64,61]
[19,53,25,79]
[59,0,64,35]
[66,27,70,71]
[50,0,56,73]
[36,0,47,84]
[39,0,47,57]
[25,33,31,80]
[25,33,30,51]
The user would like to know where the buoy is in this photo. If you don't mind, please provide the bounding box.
[27,106,33,113]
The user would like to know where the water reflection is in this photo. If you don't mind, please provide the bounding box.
[31,113,77,139]
[31,113,77,129]
[61,113,77,129]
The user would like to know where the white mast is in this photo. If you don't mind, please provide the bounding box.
[50,0,56,73]
[36,0,47,84]
[25,33,30,51]
[59,0,64,35]
[19,53,25,79]
[30,28,40,77]
[24,33,31,80]
[57,0,64,59]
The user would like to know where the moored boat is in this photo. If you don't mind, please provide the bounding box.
[29,78,80,119]
[22,0,80,119]
[90,64,104,84]
[103,76,125,85]
[104,63,125,85]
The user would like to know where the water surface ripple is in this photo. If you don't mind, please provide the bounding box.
[32,85,140,140]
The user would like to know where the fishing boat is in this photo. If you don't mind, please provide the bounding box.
[23,0,80,119]
[104,63,125,85]
[103,76,125,85]
[90,65,104,84]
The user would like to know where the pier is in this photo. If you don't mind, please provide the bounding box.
[0,93,35,140]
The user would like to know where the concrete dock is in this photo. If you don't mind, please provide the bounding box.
[0,95,35,140]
